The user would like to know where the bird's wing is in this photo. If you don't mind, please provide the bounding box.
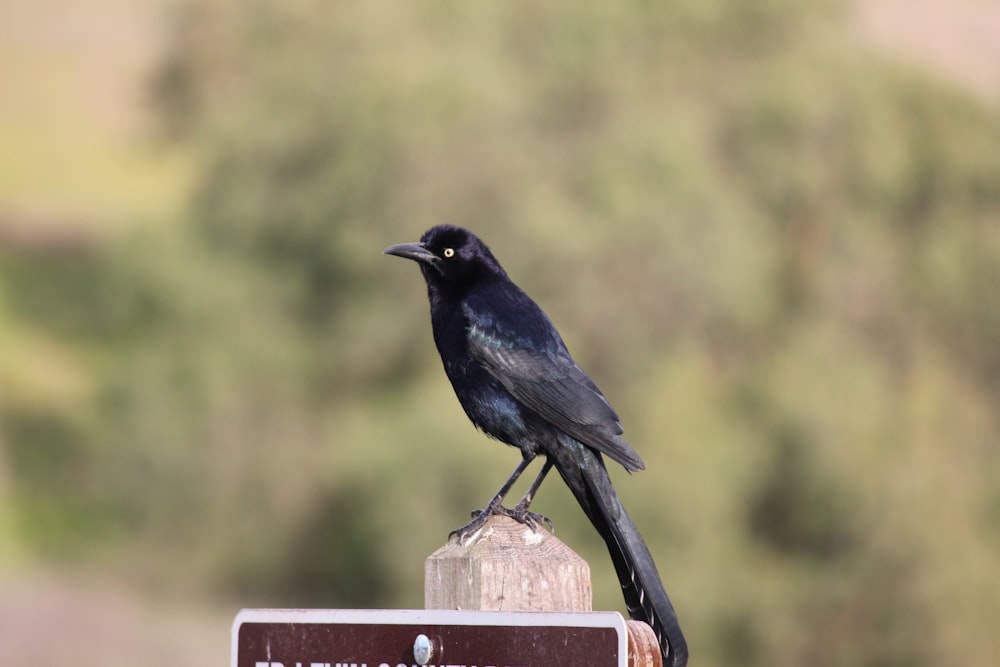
[465,299,645,472]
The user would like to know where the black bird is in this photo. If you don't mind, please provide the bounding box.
[384,225,687,667]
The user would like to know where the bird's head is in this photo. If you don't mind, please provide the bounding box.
[383,225,507,293]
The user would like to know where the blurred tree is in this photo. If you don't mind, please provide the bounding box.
[747,421,856,561]
[1,1,998,665]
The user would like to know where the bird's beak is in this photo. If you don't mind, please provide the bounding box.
[383,241,439,265]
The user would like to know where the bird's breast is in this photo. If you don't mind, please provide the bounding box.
[430,292,535,449]
[444,356,529,446]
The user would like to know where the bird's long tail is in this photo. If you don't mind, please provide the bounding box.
[550,436,688,667]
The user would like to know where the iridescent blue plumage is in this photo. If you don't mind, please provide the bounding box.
[384,225,687,667]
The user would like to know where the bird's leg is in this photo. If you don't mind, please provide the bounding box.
[450,456,535,541]
[505,459,555,532]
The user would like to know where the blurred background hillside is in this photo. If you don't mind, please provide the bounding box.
[1,1,998,665]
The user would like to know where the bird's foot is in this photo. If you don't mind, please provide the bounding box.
[501,499,554,533]
[449,503,497,542]
[449,498,554,543]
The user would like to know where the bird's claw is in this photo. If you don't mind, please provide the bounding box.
[500,502,554,533]
[449,510,490,542]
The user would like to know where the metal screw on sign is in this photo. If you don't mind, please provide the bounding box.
[413,633,439,665]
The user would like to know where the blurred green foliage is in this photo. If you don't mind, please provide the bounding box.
[2,1,999,665]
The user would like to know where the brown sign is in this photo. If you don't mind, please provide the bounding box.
[232,609,627,667]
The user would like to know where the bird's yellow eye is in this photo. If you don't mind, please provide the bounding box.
[443,248,455,258]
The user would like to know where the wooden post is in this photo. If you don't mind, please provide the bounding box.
[424,514,663,667]
[424,514,592,612]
